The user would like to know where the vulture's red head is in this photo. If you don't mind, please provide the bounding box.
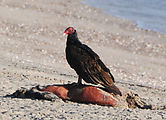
[64,27,75,35]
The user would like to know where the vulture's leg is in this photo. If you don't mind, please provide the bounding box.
[78,76,82,85]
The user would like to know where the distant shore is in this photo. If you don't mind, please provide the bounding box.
[84,0,166,34]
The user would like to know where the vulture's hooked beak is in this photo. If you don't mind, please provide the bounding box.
[63,33,67,36]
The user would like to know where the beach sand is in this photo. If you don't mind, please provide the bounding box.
[0,0,166,119]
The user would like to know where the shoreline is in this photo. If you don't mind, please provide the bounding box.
[83,0,166,34]
[83,0,166,60]
[0,0,166,119]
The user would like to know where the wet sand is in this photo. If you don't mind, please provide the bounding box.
[0,0,166,119]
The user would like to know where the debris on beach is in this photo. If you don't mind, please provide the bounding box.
[6,83,164,110]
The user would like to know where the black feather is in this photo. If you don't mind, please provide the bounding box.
[65,28,121,96]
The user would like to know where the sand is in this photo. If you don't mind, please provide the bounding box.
[0,0,166,119]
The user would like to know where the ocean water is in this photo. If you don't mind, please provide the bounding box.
[84,0,166,34]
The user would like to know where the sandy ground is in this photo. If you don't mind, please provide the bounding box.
[0,0,166,119]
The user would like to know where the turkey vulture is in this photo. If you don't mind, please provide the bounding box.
[64,27,122,96]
